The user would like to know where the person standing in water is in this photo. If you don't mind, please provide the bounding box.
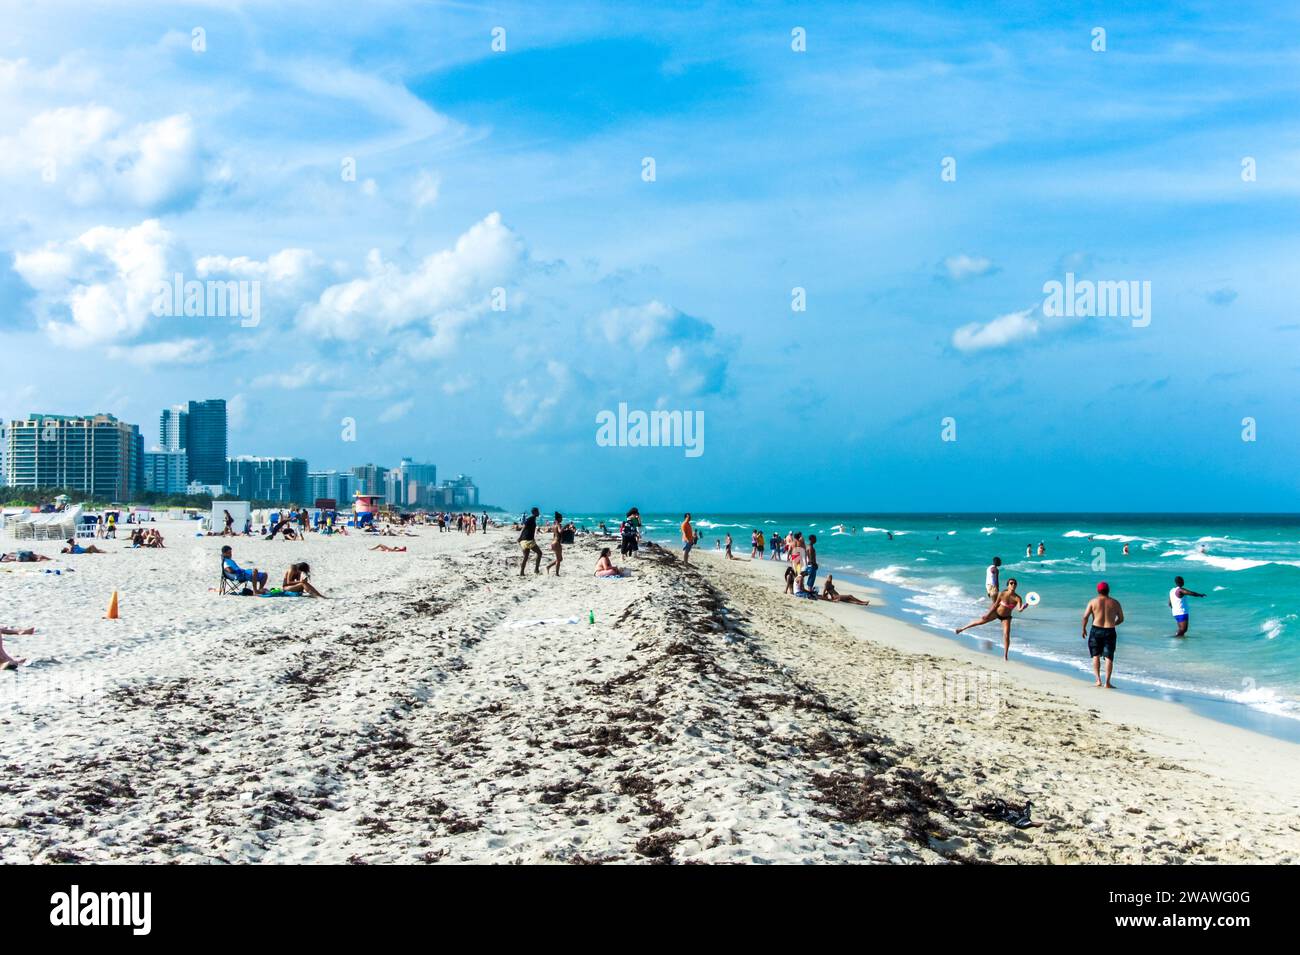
[1168,576,1206,637]
[1037,541,1046,556]
[985,557,1002,600]
[1082,581,1124,688]
[956,578,1028,660]
[680,513,695,565]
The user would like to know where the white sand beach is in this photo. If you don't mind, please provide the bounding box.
[2,521,1298,864]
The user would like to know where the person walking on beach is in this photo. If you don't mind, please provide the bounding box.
[956,578,1028,660]
[1082,581,1124,688]
[1168,576,1206,637]
[545,511,564,576]
[725,532,736,560]
[518,507,542,575]
[681,513,696,564]
[985,557,1002,601]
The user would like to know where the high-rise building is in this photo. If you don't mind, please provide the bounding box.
[387,458,437,507]
[350,463,389,497]
[144,449,189,495]
[446,474,479,508]
[308,470,355,504]
[160,405,188,452]
[184,399,227,487]
[225,456,308,503]
[3,413,144,500]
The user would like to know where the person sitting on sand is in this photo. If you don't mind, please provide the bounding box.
[282,562,326,597]
[0,626,34,668]
[820,575,870,606]
[793,569,819,599]
[221,545,267,594]
[62,538,106,554]
[595,548,628,578]
[148,528,165,548]
[784,564,796,594]
[956,578,1028,660]
[1,551,51,562]
[369,544,407,552]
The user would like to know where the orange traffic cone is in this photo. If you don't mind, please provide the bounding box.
[105,591,119,620]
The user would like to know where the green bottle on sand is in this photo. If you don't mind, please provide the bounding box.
[588,610,595,625]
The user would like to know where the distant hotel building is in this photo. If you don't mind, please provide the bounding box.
[144,449,189,495]
[3,413,143,500]
[350,463,389,497]
[386,458,437,507]
[225,456,308,503]
[308,469,356,505]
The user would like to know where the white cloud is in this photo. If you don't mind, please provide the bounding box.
[952,307,1040,352]
[106,338,213,365]
[0,107,205,210]
[595,300,728,394]
[13,218,185,347]
[298,211,524,344]
[378,398,415,423]
[941,253,997,281]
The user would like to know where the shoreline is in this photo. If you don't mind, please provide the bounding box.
[646,527,1300,743]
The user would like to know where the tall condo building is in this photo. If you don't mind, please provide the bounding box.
[184,399,227,486]
[3,413,143,500]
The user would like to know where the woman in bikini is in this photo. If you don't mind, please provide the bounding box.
[820,575,871,606]
[545,512,564,576]
[594,548,626,578]
[282,562,327,597]
[956,578,1027,660]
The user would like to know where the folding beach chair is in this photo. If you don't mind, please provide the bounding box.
[219,561,244,595]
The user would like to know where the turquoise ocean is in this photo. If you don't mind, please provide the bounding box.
[558,512,1300,740]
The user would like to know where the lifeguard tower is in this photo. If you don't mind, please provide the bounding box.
[354,492,383,528]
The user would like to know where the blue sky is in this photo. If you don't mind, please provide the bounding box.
[1,0,1298,511]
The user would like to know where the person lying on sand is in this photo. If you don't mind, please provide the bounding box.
[595,548,628,578]
[282,562,326,597]
[1,551,51,562]
[62,538,106,554]
[820,575,870,606]
[369,544,407,552]
[0,626,35,668]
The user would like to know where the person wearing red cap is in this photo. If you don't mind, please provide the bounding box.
[1081,581,1125,688]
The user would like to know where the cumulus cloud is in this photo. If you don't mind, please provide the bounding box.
[939,253,997,282]
[0,107,205,210]
[298,212,524,347]
[952,307,1040,352]
[595,300,728,394]
[13,218,186,347]
[378,398,415,423]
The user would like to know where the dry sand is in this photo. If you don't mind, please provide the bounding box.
[2,520,1297,864]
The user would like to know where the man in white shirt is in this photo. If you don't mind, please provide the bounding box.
[985,557,1002,601]
[1168,576,1205,637]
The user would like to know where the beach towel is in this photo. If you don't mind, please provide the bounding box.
[258,589,303,598]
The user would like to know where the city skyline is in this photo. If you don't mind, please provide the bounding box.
[2,397,482,506]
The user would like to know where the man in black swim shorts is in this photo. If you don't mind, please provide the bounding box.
[1081,581,1124,689]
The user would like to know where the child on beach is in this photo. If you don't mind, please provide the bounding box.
[784,565,796,594]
